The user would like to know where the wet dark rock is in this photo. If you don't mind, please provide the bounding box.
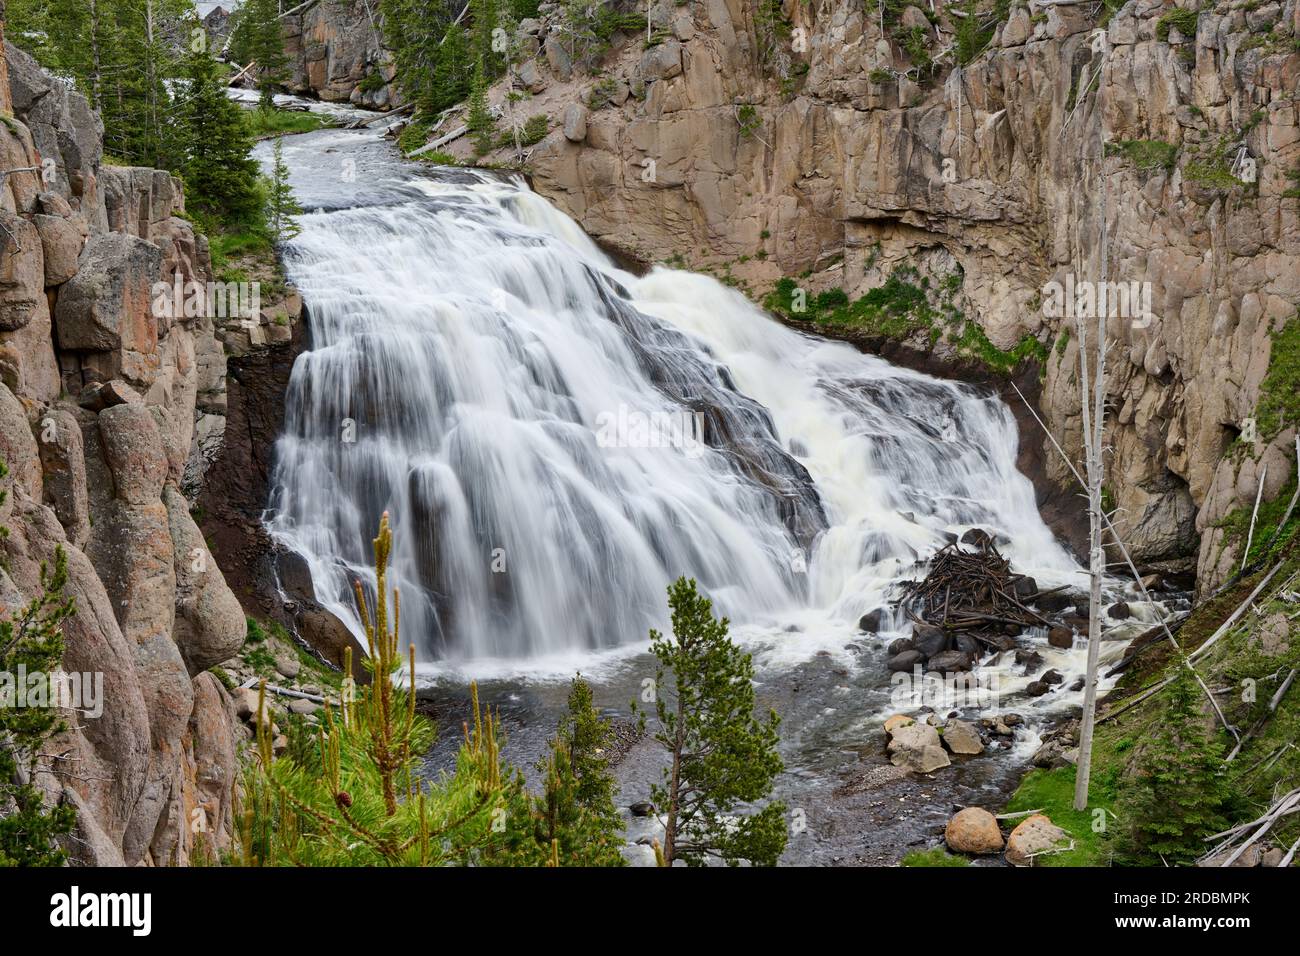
[1048,626,1073,649]
[1041,669,1064,685]
[926,649,972,673]
[1025,680,1050,697]
[629,802,655,817]
[1107,601,1131,620]
[1070,677,1085,692]
[858,608,884,632]
[1013,575,1037,600]
[887,637,914,656]
[1033,590,1073,613]
[1002,713,1024,726]
[960,527,993,550]
[954,633,981,656]
[1015,649,1044,674]
[913,623,949,657]
[887,649,925,672]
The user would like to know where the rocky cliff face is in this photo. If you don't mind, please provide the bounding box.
[0,34,249,865]
[283,0,396,108]
[456,0,1300,594]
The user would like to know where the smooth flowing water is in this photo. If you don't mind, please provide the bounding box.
[255,112,1160,863]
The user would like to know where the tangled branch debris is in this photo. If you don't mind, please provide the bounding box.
[895,537,1052,632]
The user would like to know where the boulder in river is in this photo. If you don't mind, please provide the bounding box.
[1048,625,1073,649]
[1015,649,1044,673]
[912,623,949,657]
[887,649,925,672]
[1107,601,1132,620]
[945,807,1004,854]
[887,721,951,773]
[887,637,914,656]
[960,527,994,550]
[1033,590,1075,613]
[858,608,884,632]
[926,649,972,673]
[883,714,915,735]
[940,719,984,755]
[1013,575,1037,600]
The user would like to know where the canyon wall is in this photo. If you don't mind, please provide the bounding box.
[456,0,1300,593]
[283,0,396,109]
[0,33,248,865]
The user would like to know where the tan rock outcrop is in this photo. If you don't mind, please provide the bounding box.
[0,32,245,866]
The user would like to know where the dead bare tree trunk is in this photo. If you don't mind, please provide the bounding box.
[1073,115,1109,813]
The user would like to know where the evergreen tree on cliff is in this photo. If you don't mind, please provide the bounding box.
[229,0,290,108]
[428,21,472,114]
[466,57,495,156]
[635,577,787,866]
[177,42,263,233]
[8,0,189,167]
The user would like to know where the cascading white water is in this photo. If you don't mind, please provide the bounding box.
[267,154,1080,665]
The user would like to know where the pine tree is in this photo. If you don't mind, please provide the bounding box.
[266,137,302,243]
[471,0,501,74]
[428,21,472,114]
[177,42,263,233]
[0,459,78,867]
[9,0,187,168]
[466,58,495,156]
[1113,669,1231,865]
[241,513,552,867]
[229,0,290,108]
[532,675,626,866]
[635,577,788,866]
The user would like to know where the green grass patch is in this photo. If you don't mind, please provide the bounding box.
[1184,158,1240,189]
[900,847,970,867]
[1106,139,1178,172]
[208,227,274,284]
[1256,313,1299,441]
[1004,766,1116,866]
[766,266,1044,375]
[242,107,333,139]
[1156,7,1200,42]
[398,119,432,156]
[954,322,1048,374]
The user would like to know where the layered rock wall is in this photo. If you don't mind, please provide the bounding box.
[283,0,396,108]
[0,34,245,865]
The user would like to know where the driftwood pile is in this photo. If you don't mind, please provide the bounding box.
[896,534,1052,633]
[877,530,1083,689]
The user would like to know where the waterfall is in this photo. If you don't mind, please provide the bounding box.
[266,160,1078,664]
